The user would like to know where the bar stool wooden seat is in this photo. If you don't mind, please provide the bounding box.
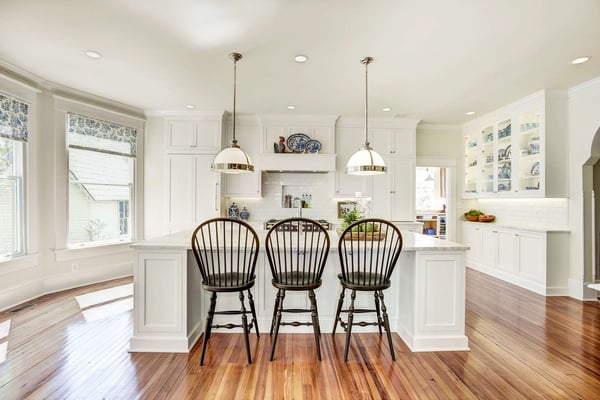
[191,218,260,365]
[265,218,330,361]
[333,218,403,362]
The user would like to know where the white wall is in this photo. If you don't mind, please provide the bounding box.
[567,77,600,299]
[0,68,145,311]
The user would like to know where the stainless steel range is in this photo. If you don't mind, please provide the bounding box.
[263,219,331,232]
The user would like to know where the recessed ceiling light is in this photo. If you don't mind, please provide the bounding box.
[382,107,392,112]
[186,104,196,109]
[466,111,476,115]
[571,56,590,65]
[85,50,102,59]
[294,55,308,63]
[287,105,296,110]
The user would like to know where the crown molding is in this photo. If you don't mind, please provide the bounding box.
[337,117,420,129]
[568,75,600,97]
[417,123,461,131]
[259,114,339,126]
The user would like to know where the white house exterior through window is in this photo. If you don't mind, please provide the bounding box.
[67,113,137,246]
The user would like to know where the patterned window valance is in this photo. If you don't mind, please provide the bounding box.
[67,113,137,158]
[0,93,29,142]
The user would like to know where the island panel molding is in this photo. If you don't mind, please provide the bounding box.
[129,230,469,353]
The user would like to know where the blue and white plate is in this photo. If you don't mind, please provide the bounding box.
[286,133,310,153]
[304,139,322,153]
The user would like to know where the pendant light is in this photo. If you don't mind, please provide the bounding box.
[211,52,254,173]
[425,168,434,181]
[345,56,387,176]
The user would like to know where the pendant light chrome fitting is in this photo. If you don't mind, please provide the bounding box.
[211,52,254,174]
[345,56,387,176]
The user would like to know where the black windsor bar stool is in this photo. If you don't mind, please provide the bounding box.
[333,218,403,362]
[191,217,260,365]
[265,218,330,361]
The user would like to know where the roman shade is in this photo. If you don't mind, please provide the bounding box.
[0,93,29,142]
[67,113,137,158]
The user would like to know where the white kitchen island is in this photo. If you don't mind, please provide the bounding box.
[129,229,469,353]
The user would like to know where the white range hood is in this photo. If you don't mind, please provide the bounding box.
[260,153,336,173]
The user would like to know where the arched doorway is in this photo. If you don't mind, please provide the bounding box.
[583,126,600,290]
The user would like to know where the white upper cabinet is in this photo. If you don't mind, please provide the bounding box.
[366,119,419,221]
[166,112,224,153]
[462,90,567,198]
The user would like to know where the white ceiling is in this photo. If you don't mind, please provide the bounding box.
[0,0,599,124]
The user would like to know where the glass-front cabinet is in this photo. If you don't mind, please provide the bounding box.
[462,90,566,198]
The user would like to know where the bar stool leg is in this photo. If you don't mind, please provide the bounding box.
[239,291,252,364]
[308,289,322,361]
[374,291,383,335]
[379,290,396,361]
[332,288,345,335]
[344,290,356,362]
[270,289,285,361]
[270,289,281,336]
[247,289,260,337]
[200,292,217,366]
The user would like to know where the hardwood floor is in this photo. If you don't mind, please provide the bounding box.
[1,269,600,399]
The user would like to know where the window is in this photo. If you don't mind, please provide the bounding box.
[0,93,28,258]
[118,200,129,236]
[67,113,137,246]
[415,167,446,211]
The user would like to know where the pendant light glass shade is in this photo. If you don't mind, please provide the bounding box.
[211,52,254,174]
[346,56,387,176]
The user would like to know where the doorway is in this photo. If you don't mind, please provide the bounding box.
[416,157,456,241]
[415,167,448,239]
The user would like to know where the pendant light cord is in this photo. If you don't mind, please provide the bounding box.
[364,59,369,147]
[230,52,242,147]
[361,57,373,148]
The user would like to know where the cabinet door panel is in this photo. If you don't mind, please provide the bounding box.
[517,233,545,282]
[195,155,219,224]
[497,231,516,272]
[462,224,482,262]
[481,230,497,267]
[391,158,415,221]
[168,155,196,230]
[168,120,196,149]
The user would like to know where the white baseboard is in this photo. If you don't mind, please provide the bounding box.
[0,278,44,311]
[0,261,133,311]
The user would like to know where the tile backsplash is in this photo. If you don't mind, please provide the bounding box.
[460,198,569,230]
[226,172,343,224]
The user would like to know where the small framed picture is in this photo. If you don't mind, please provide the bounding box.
[337,201,357,219]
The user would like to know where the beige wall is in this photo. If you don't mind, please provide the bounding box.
[416,125,461,158]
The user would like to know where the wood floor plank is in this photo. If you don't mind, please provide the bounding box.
[1,270,600,399]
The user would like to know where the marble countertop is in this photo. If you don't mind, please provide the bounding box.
[460,220,569,233]
[132,229,469,252]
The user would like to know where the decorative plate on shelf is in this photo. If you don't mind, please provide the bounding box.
[530,161,540,176]
[304,139,322,153]
[286,133,310,153]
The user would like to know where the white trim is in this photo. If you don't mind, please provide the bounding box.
[0,68,42,94]
[0,254,40,276]
[259,114,339,126]
[0,278,44,311]
[55,243,134,262]
[42,262,132,294]
[568,75,600,96]
[337,116,420,129]
[53,94,146,126]
[418,123,461,131]
[145,109,225,118]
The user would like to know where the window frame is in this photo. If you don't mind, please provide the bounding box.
[54,95,144,254]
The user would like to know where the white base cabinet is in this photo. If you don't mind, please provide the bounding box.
[460,222,568,295]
